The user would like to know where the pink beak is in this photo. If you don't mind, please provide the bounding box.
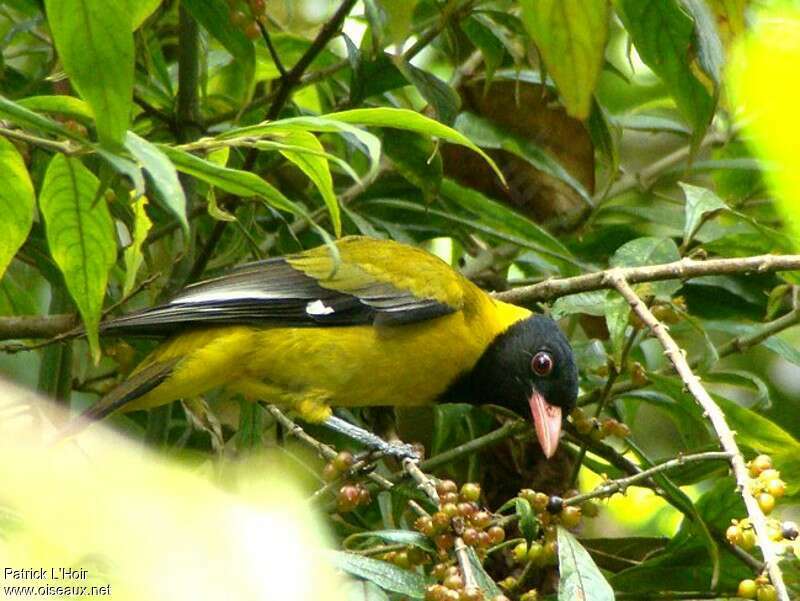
[529,390,562,459]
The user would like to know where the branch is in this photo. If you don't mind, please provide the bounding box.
[608,271,790,601]
[0,314,76,340]
[496,254,800,305]
[266,0,358,120]
[563,451,731,507]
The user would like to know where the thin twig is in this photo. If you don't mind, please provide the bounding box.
[608,271,790,601]
[403,457,440,505]
[563,452,732,507]
[496,254,800,305]
[0,126,74,153]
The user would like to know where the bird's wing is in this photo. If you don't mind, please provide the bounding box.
[101,237,464,336]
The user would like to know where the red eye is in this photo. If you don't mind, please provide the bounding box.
[531,352,554,376]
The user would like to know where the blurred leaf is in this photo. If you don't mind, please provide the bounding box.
[679,183,728,246]
[704,320,800,367]
[605,294,629,361]
[347,51,407,104]
[616,0,715,140]
[728,6,800,249]
[38,155,115,361]
[610,113,691,136]
[376,0,417,46]
[344,580,389,601]
[329,551,429,599]
[123,195,152,297]
[125,132,188,235]
[44,0,134,148]
[454,111,592,208]
[126,0,161,29]
[183,0,255,85]
[610,237,681,299]
[520,0,610,119]
[0,136,35,279]
[557,527,615,601]
[17,95,94,125]
[345,530,435,553]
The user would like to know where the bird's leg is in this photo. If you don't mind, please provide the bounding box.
[322,415,420,461]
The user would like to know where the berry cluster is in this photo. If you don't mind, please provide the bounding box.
[227,0,266,39]
[414,481,506,559]
[725,455,797,601]
[412,480,508,601]
[322,451,372,513]
[570,408,631,441]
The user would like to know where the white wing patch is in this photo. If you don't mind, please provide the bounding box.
[306,299,335,316]
[170,288,274,304]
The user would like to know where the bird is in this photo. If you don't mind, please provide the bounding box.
[70,236,579,458]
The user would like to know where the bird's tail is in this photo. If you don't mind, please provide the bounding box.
[55,358,180,441]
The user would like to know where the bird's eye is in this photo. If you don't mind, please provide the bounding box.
[531,352,554,376]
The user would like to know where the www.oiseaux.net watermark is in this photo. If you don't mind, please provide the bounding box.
[2,567,111,597]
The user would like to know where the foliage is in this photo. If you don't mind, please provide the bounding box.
[0,1,799,600]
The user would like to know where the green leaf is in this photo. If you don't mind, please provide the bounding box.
[398,61,460,125]
[122,195,153,296]
[44,0,134,148]
[183,0,255,84]
[520,0,610,119]
[274,130,341,237]
[557,527,615,601]
[682,0,725,90]
[158,145,301,216]
[0,95,83,141]
[17,96,94,125]
[462,16,506,84]
[384,130,443,202]
[610,237,681,299]
[516,498,540,543]
[326,108,506,186]
[453,112,593,208]
[616,0,715,140]
[328,551,429,599]
[0,137,35,279]
[464,546,503,599]
[551,291,607,318]
[605,293,629,361]
[438,179,582,273]
[344,580,389,601]
[38,155,116,361]
[125,132,188,234]
[679,183,728,246]
[345,530,435,553]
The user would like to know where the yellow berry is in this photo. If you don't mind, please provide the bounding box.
[757,584,777,601]
[765,479,785,499]
[737,579,757,599]
[758,492,776,515]
[512,542,528,563]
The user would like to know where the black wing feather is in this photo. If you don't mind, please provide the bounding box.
[100,258,453,336]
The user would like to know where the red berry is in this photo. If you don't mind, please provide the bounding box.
[337,485,360,512]
[487,526,505,544]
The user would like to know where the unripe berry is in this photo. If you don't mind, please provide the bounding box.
[462,528,480,546]
[560,506,582,529]
[749,455,772,476]
[460,588,483,601]
[527,542,544,564]
[532,492,549,513]
[477,531,491,548]
[437,480,458,496]
[759,468,780,481]
[758,492,776,515]
[432,511,451,532]
[443,574,463,590]
[415,516,434,537]
[393,551,410,569]
[542,541,558,565]
[765,479,785,499]
[487,526,505,544]
[757,584,777,601]
[435,533,454,551]
[737,579,757,599]
[244,21,260,39]
[512,542,528,563]
[408,546,429,565]
[229,9,247,25]
[460,483,481,503]
[726,525,743,546]
[458,502,478,519]
[471,511,491,529]
[519,590,538,601]
[498,577,516,591]
[322,462,340,482]
[442,503,459,518]
[333,451,354,472]
[741,528,757,550]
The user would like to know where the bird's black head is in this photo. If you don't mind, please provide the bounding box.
[469,315,578,458]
